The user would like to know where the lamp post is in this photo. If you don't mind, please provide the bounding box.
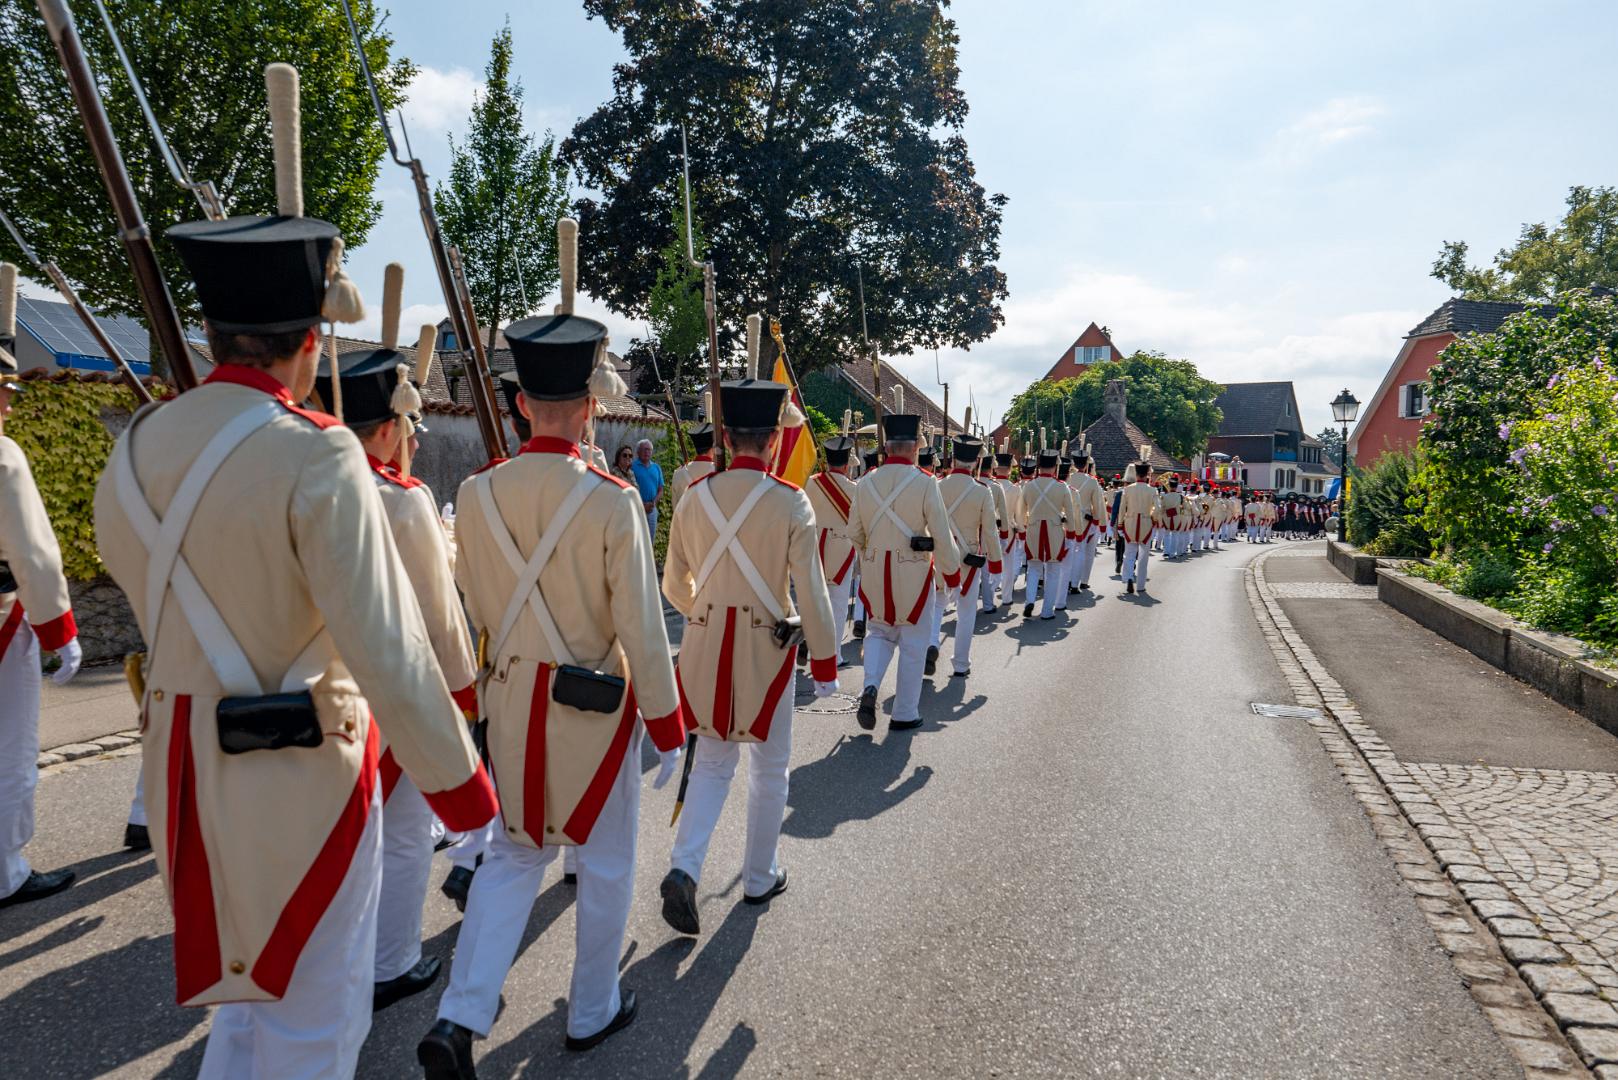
[1330,388,1360,542]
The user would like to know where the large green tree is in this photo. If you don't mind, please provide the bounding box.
[435,23,571,357]
[636,192,708,401]
[1432,185,1618,301]
[1002,352,1224,460]
[563,0,1007,373]
[0,0,408,328]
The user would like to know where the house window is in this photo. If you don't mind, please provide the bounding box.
[1077,345,1110,365]
[1401,382,1427,418]
[1283,399,1291,417]
[442,330,458,352]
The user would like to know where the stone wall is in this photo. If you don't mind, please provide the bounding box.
[71,576,144,663]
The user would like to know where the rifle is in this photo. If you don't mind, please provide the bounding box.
[340,0,504,460]
[645,329,689,464]
[672,121,725,827]
[0,206,152,404]
[35,0,197,390]
[855,259,881,432]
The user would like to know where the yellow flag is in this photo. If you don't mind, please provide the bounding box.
[770,354,816,487]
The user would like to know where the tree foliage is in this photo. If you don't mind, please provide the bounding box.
[1315,425,1345,469]
[1347,449,1429,557]
[435,22,571,356]
[563,0,1007,373]
[1001,352,1224,460]
[1431,185,1618,301]
[633,194,709,402]
[0,0,409,326]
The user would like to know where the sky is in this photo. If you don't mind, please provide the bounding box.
[323,1,1618,436]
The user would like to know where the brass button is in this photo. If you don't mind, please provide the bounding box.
[152,689,164,702]
[549,661,558,670]
[546,825,555,834]
[343,720,355,734]
[229,960,245,975]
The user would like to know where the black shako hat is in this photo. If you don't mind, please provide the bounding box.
[821,436,855,466]
[1072,454,1090,469]
[313,347,402,428]
[1020,455,1037,471]
[688,424,715,453]
[1037,450,1060,469]
[505,312,609,400]
[498,370,530,433]
[995,452,1014,468]
[863,450,881,469]
[951,435,983,463]
[169,215,339,334]
[879,413,921,442]
[917,446,936,467]
[719,378,789,432]
[1057,460,1072,480]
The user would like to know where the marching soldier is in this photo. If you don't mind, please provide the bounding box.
[989,451,1018,611]
[1118,462,1160,594]
[422,228,688,1071]
[313,268,477,1012]
[1159,476,1187,559]
[851,449,883,641]
[805,435,860,650]
[1244,491,1261,543]
[847,412,960,730]
[669,422,716,510]
[0,261,82,910]
[93,66,497,1076]
[1067,453,1107,594]
[937,437,1003,676]
[659,378,840,933]
[1018,449,1076,620]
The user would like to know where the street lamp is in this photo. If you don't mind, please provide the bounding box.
[1330,388,1360,542]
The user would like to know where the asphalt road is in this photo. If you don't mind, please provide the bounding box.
[0,540,1519,1078]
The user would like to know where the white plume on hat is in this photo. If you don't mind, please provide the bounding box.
[0,262,16,372]
[745,313,762,380]
[1124,464,1138,482]
[894,384,904,414]
[555,217,578,316]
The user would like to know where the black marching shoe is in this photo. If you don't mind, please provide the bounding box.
[924,645,938,676]
[1069,585,1080,595]
[123,822,151,851]
[418,1018,476,1080]
[1022,602,1035,618]
[0,868,75,909]
[950,669,969,679]
[1126,581,1135,595]
[857,686,878,730]
[743,868,788,905]
[565,988,638,1051]
[563,871,578,885]
[374,955,442,1012]
[660,869,700,935]
[852,619,866,640]
[440,866,475,913]
[1080,582,1091,591]
[889,716,923,731]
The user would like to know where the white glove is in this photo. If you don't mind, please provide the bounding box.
[653,745,682,790]
[51,638,82,685]
[813,680,838,699]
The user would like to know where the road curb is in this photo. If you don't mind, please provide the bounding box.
[1247,548,1595,1079]
[38,729,141,769]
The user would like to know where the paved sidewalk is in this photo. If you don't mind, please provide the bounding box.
[1256,543,1618,1076]
[40,662,140,753]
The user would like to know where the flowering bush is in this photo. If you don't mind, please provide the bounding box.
[1505,356,1618,644]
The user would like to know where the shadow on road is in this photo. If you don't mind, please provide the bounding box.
[0,849,155,948]
[916,675,987,728]
[780,734,932,841]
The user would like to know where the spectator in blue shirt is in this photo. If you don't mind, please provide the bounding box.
[630,438,664,537]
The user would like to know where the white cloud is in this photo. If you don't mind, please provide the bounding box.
[401,65,482,136]
[932,266,1419,435]
[1271,95,1385,165]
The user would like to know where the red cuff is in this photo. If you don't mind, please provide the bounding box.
[421,763,498,832]
[943,570,961,589]
[31,610,77,652]
[988,560,1003,575]
[450,683,478,720]
[643,705,687,753]
[809,655,838,683]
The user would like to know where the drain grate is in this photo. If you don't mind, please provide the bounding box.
[1251,702,1325,720]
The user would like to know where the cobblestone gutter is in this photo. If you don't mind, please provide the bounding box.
[1249,549,1604,1079]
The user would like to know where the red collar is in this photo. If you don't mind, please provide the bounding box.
[729,455,769,473]
[883,456,914,466]
[519,436,581,458]
[204,363,297,404]
[947,468,974,476]
[693,453,713,462]
[365,453,397,474]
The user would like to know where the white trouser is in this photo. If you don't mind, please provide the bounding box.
[448,823,489,871]
[376,773,434,982]
[1026,561,1062,617]
[853,592,866,624]
[950,585,980,673]
[1123,542,1150,588]
[199,790,383,1080]
[1073,533,1098,588]
[0,621,40,897]
[862,597,934,724]
[929,588,943,649]
[1007,536,1025,586]
[826,572,854,651]
[129,765,148,827]
[438,727,642,1041]
[670,691,792,897]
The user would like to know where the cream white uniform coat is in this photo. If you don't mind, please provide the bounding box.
[936,469,1004,672]
[804,469,859,638]
[670,454,716,510]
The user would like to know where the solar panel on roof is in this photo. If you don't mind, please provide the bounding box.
[15,296,153,372]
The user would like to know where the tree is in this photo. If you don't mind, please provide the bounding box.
[1002,352,1224,460]
[434,23,571,356]
[563,0,1007,373]
[0,0,409,333]
[1431,185,1618,301]
[636,193,709,402]
[1316,426,1344,468]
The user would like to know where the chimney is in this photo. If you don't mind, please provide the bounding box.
[1104,378,1127,423]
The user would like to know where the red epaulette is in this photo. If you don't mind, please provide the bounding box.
[586,463,633,491]
[471,457,508,476]
[376,465,426,490]
[767,474,802,492]
[280,401,343,430]
[689,470,718,489]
